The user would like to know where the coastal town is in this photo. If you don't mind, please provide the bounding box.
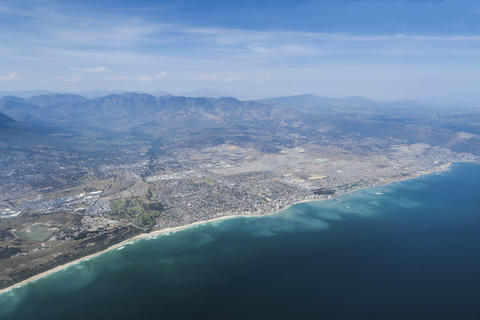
[1,130,477,290]
[2,0,480,317]
[2,138,475,226]
[1,92,480,292]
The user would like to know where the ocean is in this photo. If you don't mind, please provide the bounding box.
[1,162,480,320]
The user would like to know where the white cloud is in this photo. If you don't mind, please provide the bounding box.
[0,72,23,80]
[48,21,168,48]
[185,27,480,58]
[69,67,107,73]
[2,2,479,72]
[199,74,219,81]
[103,71,169,82]
[1,1,479,99]
[44,75,81,82]
[138,71,169,81]
[198,74,271,83]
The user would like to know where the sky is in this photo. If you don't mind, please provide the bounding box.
[0,0,479,100]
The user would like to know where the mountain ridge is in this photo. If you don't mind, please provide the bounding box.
[0,92,302,130]
[0,112,15,125]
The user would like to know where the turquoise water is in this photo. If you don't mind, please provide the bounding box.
[2,162,480,319]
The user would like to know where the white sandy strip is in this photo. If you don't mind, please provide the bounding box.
[0,214,257,295]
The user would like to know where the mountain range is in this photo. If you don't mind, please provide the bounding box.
[0,112,15,126]
[0,92,302,132]
[1,91,480,155]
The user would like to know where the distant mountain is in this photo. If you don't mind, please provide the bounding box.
[256,94,475,115]
[0,90,132,100]
[55,93,299,125]
[176,89,231,98]
[28,94,89,107]
[1,92,480,156]
[74,90,127,99]
[150,90,171,97]
[0,97,40,122]
[0,90,54,99]
[0,112,15,125]
[418,93,480,106]
[257,94,379,112]
[0,92,301,130]
[0,96,29,104]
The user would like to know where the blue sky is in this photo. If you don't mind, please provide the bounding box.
[0,0,479,99]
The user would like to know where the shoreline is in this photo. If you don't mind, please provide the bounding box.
[0,214,250,296]
[0,164,454,296]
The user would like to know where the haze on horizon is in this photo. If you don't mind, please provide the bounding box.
[1,0,479,101]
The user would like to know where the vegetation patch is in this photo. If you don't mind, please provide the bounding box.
[198,179,216,185]
[16,224,59,242]
[108,197,165,228]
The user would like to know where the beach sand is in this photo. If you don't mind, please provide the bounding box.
[0,214,254,295]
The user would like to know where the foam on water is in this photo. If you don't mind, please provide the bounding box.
[48,261,100,292]
[0,286,29,317]
[227,208,331,237]
[193,233,215,247]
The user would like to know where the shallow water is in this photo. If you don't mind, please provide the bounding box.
[2,162,480,320]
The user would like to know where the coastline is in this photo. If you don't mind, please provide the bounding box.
[0,214,250,296]
[0,164,455,296]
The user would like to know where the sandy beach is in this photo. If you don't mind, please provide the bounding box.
[0,165,451,296]
[0,213,258,296]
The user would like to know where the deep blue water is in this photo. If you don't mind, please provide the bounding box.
[2,162,480,320]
